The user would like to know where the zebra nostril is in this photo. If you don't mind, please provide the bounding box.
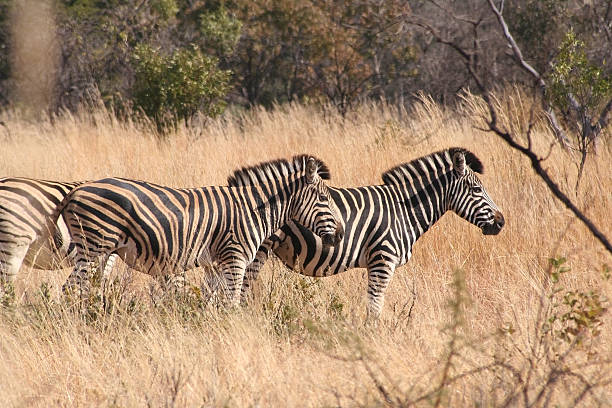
[495,212,505,228]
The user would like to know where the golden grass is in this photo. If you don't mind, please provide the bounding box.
[0,94,610,407]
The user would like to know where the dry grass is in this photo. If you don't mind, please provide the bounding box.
[0,94,610,407]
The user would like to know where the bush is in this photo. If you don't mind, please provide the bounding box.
[131,44,231,130]
[549,30,612,123]
[199,6,242,57]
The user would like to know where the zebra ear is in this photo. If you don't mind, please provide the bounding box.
[306,158,317,184]
[452,151,466,175]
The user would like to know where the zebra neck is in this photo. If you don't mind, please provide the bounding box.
[243,186,292,239]
[394,183,449,242]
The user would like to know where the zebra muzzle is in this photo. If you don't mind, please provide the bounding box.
[482,211,505,235]
[322,223,344,247]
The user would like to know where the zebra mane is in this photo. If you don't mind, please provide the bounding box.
[381,147,483,187]
[227,155,331,187]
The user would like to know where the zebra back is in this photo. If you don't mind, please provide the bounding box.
[55,155,340,276]
[244,148,503,318]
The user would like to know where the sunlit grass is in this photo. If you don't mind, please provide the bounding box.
[0,94,610,406]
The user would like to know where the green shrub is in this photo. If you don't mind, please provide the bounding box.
[131,44,231,130]
[549,30,612,118]
[199,7,243,56]
[151,0,178,22]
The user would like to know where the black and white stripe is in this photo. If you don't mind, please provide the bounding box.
[54,155,343,305]
[0,178,81,287]
[242,148,504,319]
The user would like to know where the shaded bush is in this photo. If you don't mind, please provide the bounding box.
[131,44,231,130]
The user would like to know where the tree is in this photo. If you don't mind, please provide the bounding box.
[408,0,611,253]
[308,0,416,114]
[229,0,417,111]
[549,29,612,190]
[131,44,231,130]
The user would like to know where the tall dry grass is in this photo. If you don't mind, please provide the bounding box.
[0,93,610,407]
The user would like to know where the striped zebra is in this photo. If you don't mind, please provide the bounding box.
[52,155,343,305]
[241,148,505,319]
[0,178,81,290]
[0,178,119,297]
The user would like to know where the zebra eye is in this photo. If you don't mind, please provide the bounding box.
[472,185,482,194]
[319,194,328,201]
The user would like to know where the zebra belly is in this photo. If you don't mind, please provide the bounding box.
[273,224,356,277]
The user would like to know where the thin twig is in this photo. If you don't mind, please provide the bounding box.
[487,0,570,148]
[410,4,612,253]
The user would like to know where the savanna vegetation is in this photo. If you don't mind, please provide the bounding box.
[0,94,610,406]
[0,0,610,406]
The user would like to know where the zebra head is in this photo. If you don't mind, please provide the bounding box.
[447,149,505,235]
[291,156,344,247]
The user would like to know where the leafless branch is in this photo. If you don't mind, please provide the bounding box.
[597,96,612,131]
[410,2,612,254]
[487,0,570,148]
[428,0,481,26]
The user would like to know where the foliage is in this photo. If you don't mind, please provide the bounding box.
[506,0,570,72]
[131,44,231,129]
[549,29,612,126]
[229,0,416,110]
[308,0,417,113]
[549,255,570,283]
[0,0,610,119]
[545,256,608,345]
[548,29,612,190]
[199,6,242,57]
[0,281,15,309]
[151,0,179,22]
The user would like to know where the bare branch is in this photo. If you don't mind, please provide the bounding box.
[487,111,611,253]
[487,0,570,148]
[409,3,611,253]
[596,96,612,131]
[428,0,481,26]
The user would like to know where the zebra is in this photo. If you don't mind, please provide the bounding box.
[51,155,344,305]
[241,148,505,320]
[0,177,119,298]
[0,178,80,290]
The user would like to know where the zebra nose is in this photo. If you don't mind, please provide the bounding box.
[494,211,505,228]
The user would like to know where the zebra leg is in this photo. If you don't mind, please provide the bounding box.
[62,252,111,301]
[102,253,118,279]
[0,241,29,300]
[219,258,247,307]
[100,253,119,294]
[241,238,278,304]
[365,261,397,322]
[62,260,95,301]
[201,266,223,305]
